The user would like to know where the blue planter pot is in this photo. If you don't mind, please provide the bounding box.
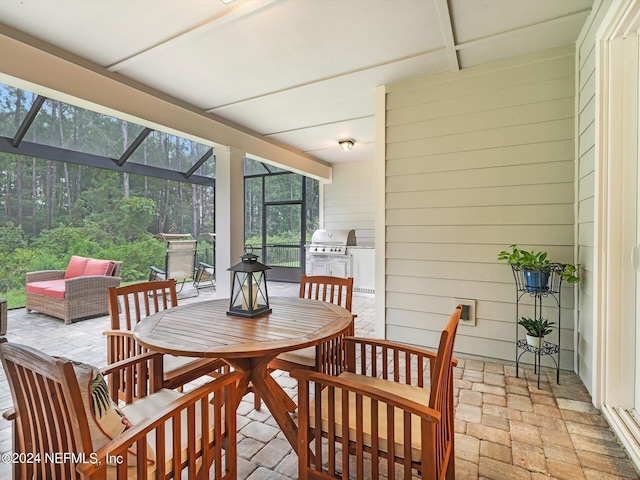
[523,270,550,292]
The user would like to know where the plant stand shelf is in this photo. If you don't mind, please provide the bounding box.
[516,339,560,388]
[512,265,563,389]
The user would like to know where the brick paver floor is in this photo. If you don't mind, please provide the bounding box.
[0,282,638,479]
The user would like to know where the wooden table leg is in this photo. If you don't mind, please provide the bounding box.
[250,366,300,453]
[232,370,251,412]
[227,356,300,452]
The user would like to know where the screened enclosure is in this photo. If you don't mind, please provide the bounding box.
[0,82,319,306]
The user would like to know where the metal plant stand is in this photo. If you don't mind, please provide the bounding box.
[512,265,563,388]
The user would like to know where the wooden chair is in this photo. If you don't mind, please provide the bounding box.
[292,305,462,480]
[0,337,241,479]
[253,275,355,411]
[270,275,355,373]
[105,279,227,395]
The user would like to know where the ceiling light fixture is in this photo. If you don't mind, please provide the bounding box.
[220,0,235,4]
[339,139,355,151]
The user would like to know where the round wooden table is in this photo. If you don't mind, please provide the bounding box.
[133,296,353,452]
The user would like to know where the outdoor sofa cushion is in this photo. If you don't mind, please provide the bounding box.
[64,255,90,278]
[84,258,116,276]
[25,280,62,296]
[26,256,117,299]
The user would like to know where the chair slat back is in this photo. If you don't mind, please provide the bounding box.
[299,275,354,312]
[0,338,92,480]
[165,240,197,281]
[109,280,178,330]
[429,305,461,410]
[428,305,461,477]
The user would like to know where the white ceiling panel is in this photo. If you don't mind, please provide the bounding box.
[451,0,593,43]
[209,53,450,135]
[0,0,228,66]
[457,12,590,69]
[269,115,374,152]
[115,0,442,109]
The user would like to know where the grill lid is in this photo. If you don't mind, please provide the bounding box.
[310,229,356,246]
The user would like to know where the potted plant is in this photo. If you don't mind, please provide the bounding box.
[518,317,555,349]
[497,244,580,291]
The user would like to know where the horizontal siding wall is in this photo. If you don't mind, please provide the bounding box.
[323,160,375,245]
[385,45,576,369]
[574,0,609,396]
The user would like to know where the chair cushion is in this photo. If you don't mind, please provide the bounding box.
[163,355,215,378]
[122,388,220,476]
[276,346,316,367]
[26,280,65,295]
[310,371,431,462]
[43,284,66,299]
[65,255,90,279]
[84,259,116,276]
[67,359,152,467]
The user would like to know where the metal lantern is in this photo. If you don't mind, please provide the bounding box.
[227,246,272,318]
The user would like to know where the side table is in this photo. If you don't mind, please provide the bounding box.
[0,298,7,335]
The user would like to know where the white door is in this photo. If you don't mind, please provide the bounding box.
[598,1,640,469]
[628,31,640,429]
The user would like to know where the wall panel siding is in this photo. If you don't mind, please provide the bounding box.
[387,119,574,160]
[386,140,573,175]
[387,48,574,109]
[323,160,375,245]
[387,161,574,193]
[574,0,610,394]
[384,46,576,366]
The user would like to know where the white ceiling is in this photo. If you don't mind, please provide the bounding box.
[0,0,594,166]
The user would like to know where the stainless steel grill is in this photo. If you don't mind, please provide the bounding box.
[307,229,356,255]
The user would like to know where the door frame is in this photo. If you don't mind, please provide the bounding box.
[263,199,305,282]
[595,0,640,469]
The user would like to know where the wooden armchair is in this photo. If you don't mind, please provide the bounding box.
[105,280,227,395]
[270,275,355,374]
[292,305,462,480]
[0,337,241,479]
[253,275,355,411]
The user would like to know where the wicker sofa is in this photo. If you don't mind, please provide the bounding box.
[26,255,122,324]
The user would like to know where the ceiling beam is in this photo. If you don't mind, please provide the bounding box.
[12,94,45,147]
[116,127,152,166]
[0,136,215,186]
[185,148,214,179]
[435,0,459,72]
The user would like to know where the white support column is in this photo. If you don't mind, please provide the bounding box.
[374,85,386,339]
[215,146,245,298]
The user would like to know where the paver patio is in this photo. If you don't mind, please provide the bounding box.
[0,282,637,479]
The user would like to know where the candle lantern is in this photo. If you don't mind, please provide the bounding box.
[227,246,272,318]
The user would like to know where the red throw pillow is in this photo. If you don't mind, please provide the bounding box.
[64,256,90,279]
[84,259,113,276]
[105,261,116,277]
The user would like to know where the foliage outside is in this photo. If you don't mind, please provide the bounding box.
[0,86,318,308]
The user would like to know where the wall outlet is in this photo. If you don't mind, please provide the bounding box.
[454,298,476,326]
